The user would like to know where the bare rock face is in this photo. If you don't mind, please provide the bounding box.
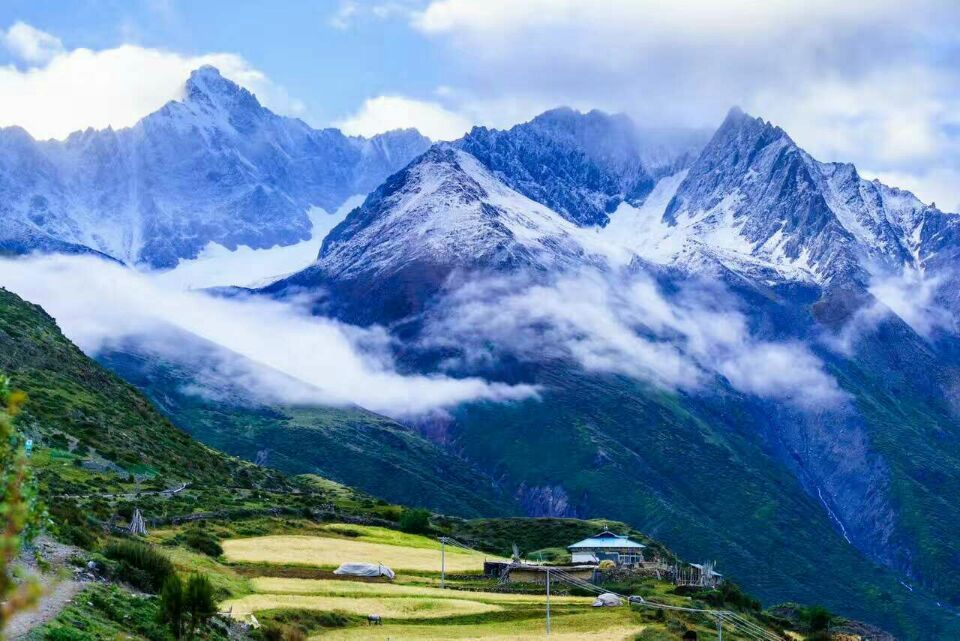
[516,483,579,518]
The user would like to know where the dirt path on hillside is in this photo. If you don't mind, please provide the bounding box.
[4,536,90,639]
[5,579,85,639]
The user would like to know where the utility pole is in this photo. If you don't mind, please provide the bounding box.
[716,613,723,641]
[546,568,551,636]
[441,538,446,589]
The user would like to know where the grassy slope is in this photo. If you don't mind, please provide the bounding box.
[95,343,516,517]
[0,287,280,489]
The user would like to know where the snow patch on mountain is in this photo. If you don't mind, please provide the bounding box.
[154,195,366,290]
[315,147,606,282]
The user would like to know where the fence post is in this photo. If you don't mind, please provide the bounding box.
[546,568,551,636]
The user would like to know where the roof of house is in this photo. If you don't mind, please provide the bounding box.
[567,530,646,550]
[689,563,723,576]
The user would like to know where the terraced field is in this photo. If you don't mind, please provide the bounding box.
[221,524,505,572]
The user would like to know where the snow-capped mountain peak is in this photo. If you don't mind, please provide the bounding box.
[0,67,430,268]
[267,145,611,323]
[655,107,954,286]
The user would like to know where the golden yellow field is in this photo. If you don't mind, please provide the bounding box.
[222,533,491,572]
[315,621,645,641]
[222,593,500,620]
[250,577,589,604]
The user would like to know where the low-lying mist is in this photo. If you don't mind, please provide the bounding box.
[0,254,536,417]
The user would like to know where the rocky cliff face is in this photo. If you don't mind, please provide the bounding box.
[457,107,707,227]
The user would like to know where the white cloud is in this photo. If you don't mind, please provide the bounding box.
[329,1,420,30]
[337,94,471,141]
[329,1,359,29]
[425,270,846,410]
[153,196,366,290]
[2,22,64,64]
[869,268,955,337]
[411,0,960,207]
[0,23,302,140]
[825,267,957,354]
[0,255,536,417]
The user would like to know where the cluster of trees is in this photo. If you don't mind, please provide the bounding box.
[398,507,432,534]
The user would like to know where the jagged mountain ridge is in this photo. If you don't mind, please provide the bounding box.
[272,106,958,324]
[657,107,955,288]
[456,107,708,227]
[0,66,430,268]
[268,146,618,323]
[268,108,712,323]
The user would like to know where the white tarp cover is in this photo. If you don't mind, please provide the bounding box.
[592,593,623,607]
[571,553,599,564]
[333,563,396,579]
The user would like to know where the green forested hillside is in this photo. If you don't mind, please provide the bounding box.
[95,338,518,518]
[0,285,897,641]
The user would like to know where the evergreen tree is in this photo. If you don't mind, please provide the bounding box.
[184,574,216,636]
[159,574,185,639]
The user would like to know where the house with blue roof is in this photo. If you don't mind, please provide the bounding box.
[567,530,646,566]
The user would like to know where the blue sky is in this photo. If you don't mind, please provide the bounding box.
[0,0,450,126]
[1,0,959,209]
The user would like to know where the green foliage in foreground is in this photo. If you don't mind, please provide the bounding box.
[0,373,41,632]
[160,575,186,639]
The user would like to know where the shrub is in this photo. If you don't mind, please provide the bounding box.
[104,540,175,593]
[182,528,223,558]
[718,581,761,610]
[1,375,42,631]
[261,624,306,641]
[802,605,832,632]
[380,505,403,522]
[261,609,354,630]
[44,626,94,641]
[399,508,432,534]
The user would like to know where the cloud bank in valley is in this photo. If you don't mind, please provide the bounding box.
[424,271,847,410]
[0,255,536,417]
[826,266,958,354]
